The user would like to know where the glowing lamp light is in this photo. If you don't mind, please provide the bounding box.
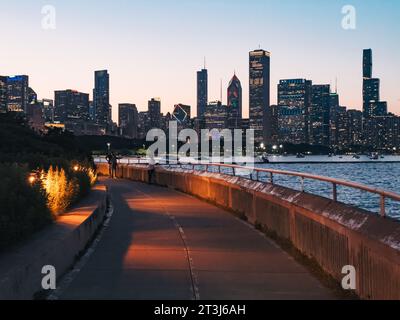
[73,165,79,172]
[272,145,278,151]
[28,175,36,185]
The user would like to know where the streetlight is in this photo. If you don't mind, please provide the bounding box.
[107,143,111,152]
[73,165,79,172]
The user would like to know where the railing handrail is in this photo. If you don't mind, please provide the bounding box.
[94,159,400,217]
[203,163,400,201]
[164,162,400,218]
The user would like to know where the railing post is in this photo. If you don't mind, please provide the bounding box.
[332,183,337,201]
[233,167,236,176]
[301,177,305,192]
[256,170,259,182]
[380,195,386,218]
[270,172,274,185]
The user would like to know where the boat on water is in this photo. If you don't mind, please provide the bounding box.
[296,153,306,159]
[261,153,270,163]
[370,152,379,160]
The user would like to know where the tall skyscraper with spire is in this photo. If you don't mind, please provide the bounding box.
[227,72,242,129]
[362,49,386,118]
[197,62,208,119]
[249,49,270,144]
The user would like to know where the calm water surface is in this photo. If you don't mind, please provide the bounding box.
[254,161,400,220]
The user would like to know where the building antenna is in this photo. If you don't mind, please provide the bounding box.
[204,56,206,69]
[335,77,338,94]
[220,78,223,103]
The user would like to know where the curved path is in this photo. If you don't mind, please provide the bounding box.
[60,178,334,300]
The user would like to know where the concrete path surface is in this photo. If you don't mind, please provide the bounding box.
[59,178,335,300]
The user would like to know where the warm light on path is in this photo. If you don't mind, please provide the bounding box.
[59,178,335,300]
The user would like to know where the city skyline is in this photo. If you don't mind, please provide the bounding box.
[1,0,399,121]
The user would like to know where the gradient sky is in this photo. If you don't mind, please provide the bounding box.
[0,0,399,121]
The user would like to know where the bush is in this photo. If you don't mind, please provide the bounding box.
[41,166,77,216]
[0,165,52,251]
[0,114,98,249]
[41,165,97,216]
[73,170,92,199]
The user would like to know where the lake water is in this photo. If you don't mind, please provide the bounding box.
[188,158,400,220]
[254,161,400,220]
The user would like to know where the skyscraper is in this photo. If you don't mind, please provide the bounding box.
[336,106,349,148]
[329,93,340,147]
[363,78,380,117]
[227,73,242,130]
[93,70,110,127]
[249,49,270,144]
[347,109,363,146]
[138,111,150,139]
[204,101,228,131]
[362,49,387,118]
[310,84,331,146]
[6,75,29,113]
[172,104,191,125]
[148,98,161,129]
[277,79,312,144]
[0,76,7,113]
[119,103,138,139]
[41,99,55,123]
[363,49,373,79]
[54,90,90,123]
[197,68,208,119]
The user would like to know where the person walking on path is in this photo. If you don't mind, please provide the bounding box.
[111,152,121,179]
[148,156,156,184]
[105,152,113,177]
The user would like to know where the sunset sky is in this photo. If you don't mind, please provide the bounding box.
[1,0,399,121]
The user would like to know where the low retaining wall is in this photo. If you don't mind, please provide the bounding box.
[103,163,400,300]
[0,184,108,300]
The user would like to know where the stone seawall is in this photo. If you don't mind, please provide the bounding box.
[99,163,400,300]
[0,184,108,300]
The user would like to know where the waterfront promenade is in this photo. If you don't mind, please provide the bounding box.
[59,178,334,300]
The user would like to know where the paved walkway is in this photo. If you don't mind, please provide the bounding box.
[60,178,334,300]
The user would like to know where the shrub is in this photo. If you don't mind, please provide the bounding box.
[41,166,77,216]
[0,165,52,251]
[72,170,91,200]
[41,165,97,216]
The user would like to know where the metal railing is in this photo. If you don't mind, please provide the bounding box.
[162,162,400,218]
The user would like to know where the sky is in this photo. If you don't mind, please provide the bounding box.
[0,0,399,121]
